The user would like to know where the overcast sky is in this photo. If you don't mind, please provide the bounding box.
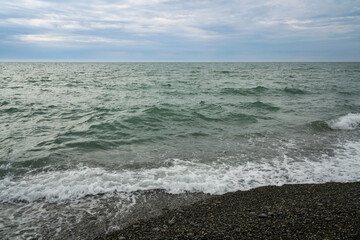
[1,0,359,61]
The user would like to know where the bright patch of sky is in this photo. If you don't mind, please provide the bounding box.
[0,0,359,61]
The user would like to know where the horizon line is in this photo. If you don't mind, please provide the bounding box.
[1,60,359,63]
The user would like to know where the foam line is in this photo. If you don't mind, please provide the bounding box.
[1,140,359,203]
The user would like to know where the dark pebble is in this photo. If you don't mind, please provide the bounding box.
[102,182,360,240]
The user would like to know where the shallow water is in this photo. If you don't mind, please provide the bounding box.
[0,62,359,239]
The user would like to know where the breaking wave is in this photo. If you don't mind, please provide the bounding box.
[1,140,359,203]
[328,113,360,130]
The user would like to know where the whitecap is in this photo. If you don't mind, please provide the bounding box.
[328,113,360,130]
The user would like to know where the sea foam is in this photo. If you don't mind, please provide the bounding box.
[1,140,359,203]
[328,113,360,130]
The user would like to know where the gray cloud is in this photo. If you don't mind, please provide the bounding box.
[0,0,359,61]
[1,0,358,43]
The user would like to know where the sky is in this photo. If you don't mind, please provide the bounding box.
[0,0,360,61]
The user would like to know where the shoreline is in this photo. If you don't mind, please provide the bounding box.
[101,182,360,239]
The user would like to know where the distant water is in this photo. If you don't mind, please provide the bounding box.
[1,62,360,239]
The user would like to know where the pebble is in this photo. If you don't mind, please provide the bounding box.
[103,182,360,240]
[168,218,176,225]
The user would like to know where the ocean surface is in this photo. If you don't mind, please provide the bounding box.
[0,62,359,239]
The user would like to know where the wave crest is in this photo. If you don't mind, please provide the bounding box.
[283,87,306,94]
[328,113,360,130]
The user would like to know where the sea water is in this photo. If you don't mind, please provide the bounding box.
[0,62,359,239]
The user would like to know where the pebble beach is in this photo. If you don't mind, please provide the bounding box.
[103,182,360,240]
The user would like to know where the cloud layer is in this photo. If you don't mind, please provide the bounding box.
[1,0,360,61]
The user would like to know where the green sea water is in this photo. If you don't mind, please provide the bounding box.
[0,62,360,239]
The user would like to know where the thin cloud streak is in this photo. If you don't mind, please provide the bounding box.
[16,34,124,43]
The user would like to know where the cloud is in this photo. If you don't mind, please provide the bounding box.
[14,34,145,47]
[2,0,359,41]
[2,18,88,30]
[1,0,225,39]
[18,34,110,43]
[0,0,359,61]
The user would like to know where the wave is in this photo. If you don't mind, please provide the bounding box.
[222,86,306,96]
[44,104,262,151]
[309,113,360,131]
[143,106,178,118]
[128,106,192,123]
[0,101,9,106]
[1,107,22,114]
[327,113,360,130]
[89,121,130,132]
[221,86,268,96]
[309,120,333,131]
[1,140,359,203]
[193,111,258,124]
[213,70,237,74]
[245,101,280,112]
[283,87,306,94]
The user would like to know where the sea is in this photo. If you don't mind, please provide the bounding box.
[0,62,359,239]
